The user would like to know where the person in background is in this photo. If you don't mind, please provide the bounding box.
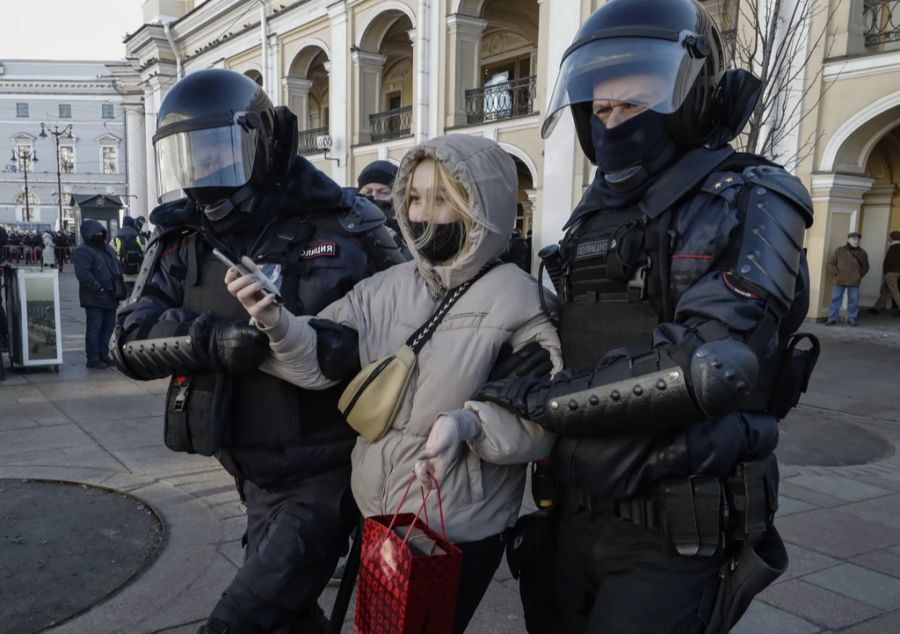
[113,216,146,295]
[357,160,401,235]
[41,231,56,271]
[827,231,870,326]
[73,220,121,369]
[868,230,900,317]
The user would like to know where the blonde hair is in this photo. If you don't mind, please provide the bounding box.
[401,158,481,260]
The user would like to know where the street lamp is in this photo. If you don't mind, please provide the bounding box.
[40,123,74,231]
[10,147,38,223]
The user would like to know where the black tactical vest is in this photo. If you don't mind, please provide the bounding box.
[556,206,660,371]
[180,236,352,451]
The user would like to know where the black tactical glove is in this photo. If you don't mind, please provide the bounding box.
[188,311,269,373]
[474,373,556,428]
[488,341,553,382]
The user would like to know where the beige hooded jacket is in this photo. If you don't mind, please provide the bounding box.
[257,134,562,543]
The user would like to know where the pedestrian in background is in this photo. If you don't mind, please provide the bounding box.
[41,231,56,270]
[868,230,900,317]
[73,220,121,369]
[827,231,870,326]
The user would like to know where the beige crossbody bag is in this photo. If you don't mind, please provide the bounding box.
[338,262,499,442]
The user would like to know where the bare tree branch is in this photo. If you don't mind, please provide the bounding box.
[724,0,842,166]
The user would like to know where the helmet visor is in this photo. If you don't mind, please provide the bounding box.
[154,121,258,200]
[542,37,707,138]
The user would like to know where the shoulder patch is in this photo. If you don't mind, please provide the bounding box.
[300,241,338,259]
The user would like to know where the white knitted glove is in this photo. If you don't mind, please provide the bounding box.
[414,409,481,489]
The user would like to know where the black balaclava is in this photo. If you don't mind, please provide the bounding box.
[407,221,465,263]
[90,230,107,245]
[590,109,680,189]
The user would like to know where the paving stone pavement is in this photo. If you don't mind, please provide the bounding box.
[0,269,898,633]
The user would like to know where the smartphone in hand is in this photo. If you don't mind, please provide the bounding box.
[213,248,284,304]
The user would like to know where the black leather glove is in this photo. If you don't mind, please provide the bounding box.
[488,341,553,382]
[474,374,555,427]
[188,311,269,373]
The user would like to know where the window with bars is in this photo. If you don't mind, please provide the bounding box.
[102,103,114,119]
[102,146,118,174]
[59,104,72,119]
[60,145,75,173]
[16,103,29,118]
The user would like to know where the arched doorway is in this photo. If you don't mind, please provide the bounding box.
[286,45,331,155]
[859,128,900,306]
[244,69,263,86]
[448,0,539,127]
[355,8,415,144]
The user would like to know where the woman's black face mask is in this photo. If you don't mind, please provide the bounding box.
[407,221,465,263]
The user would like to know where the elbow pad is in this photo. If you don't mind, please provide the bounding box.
[309,318,361,380]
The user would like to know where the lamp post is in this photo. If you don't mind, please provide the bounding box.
[10,147,38,223]
[40,123,74,231]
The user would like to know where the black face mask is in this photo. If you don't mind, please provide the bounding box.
[90,231,107,245]
[364,195,395,219]
[407,221,465,263]
[590,109,673,174]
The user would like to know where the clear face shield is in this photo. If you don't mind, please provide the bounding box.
[153,114,259,202]
[541,35,708,138]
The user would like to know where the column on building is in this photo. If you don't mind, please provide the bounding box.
[329,0,349,184]
[808,173,876,317]
[352,51,387,146]
[125,99,148,218]
[283,77,315,129]
[143,81,162,207]
[445,15,487,129]
[860,185,899,305]
[536,0,583,261]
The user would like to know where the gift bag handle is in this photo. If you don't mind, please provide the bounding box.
[384,474,449,544]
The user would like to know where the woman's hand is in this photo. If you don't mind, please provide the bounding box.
[224,256,281,328]
[414,410,482,489]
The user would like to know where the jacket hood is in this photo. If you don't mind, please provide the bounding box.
[80,219,105,242]
[122,216,137,229]
[393,134,517,291]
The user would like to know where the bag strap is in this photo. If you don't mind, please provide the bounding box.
[406,260,501,353]
[384,474,449,543]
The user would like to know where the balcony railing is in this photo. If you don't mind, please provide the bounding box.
[465,75,537,125]
[369,106,413,143]
[298,127,329,155]
[864,0,900,46]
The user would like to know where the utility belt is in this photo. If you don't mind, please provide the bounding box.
[563,455,780,557]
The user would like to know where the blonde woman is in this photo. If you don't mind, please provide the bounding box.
[226,134,561,632]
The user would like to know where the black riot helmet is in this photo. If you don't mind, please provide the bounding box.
[543,0,728,162]
[153,69,292,221]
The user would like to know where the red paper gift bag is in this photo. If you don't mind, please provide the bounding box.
[355,476,463,634]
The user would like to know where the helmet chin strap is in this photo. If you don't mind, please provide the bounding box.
[196,184,256,222]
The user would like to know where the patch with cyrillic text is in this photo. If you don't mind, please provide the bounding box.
[300,242,337,259]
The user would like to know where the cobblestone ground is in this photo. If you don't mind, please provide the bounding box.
[1,270,899,633]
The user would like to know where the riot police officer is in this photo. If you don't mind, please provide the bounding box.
[111,69,405,633]
[478,0,817,632]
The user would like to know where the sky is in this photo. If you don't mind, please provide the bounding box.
[0,1,145,61]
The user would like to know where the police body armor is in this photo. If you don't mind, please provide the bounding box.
[537,147,816,559]
[556,206,657,370]
[163,235,353,462]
